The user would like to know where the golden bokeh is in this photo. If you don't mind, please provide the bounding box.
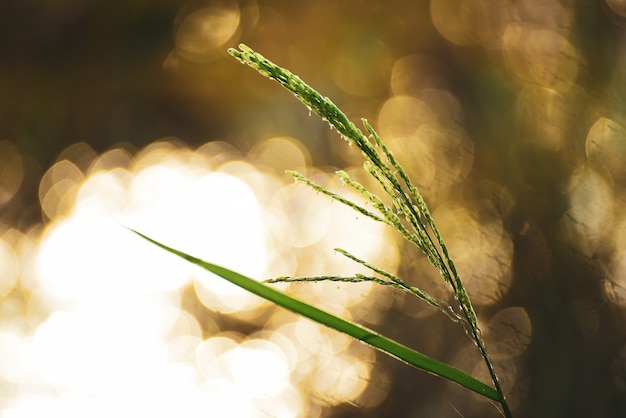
[433,200,513,306]
[502,24,581,91]
[2,135,400,416]
[390,54,450,95]
[516,86,570,151]
[0,238,19,299]
[446,306,532,416]
[38,160,85,221]
[559,168,614,257]
[5,0,626,415]
[606,214,626,308]
[376,96,436,189]
[0,141,24,207]
[586,117,626,184]
[485,307,532,361]
[175,1,242,62]
[380,55,475,194]
[269,182,331,248]
[248,136,311,176]
[430,0,516,47]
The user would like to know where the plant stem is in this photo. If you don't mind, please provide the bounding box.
[228,44,512,416]
[130,228,503,401]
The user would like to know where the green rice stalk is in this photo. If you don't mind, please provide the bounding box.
[228,44,511,417]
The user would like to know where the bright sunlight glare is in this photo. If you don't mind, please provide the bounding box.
[2,135,399,417]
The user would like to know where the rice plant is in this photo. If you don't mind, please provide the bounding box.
[132,44,512,417]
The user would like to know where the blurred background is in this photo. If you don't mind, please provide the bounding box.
[1,0,626,417]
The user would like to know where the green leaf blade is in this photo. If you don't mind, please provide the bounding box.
[129,229,501,402]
